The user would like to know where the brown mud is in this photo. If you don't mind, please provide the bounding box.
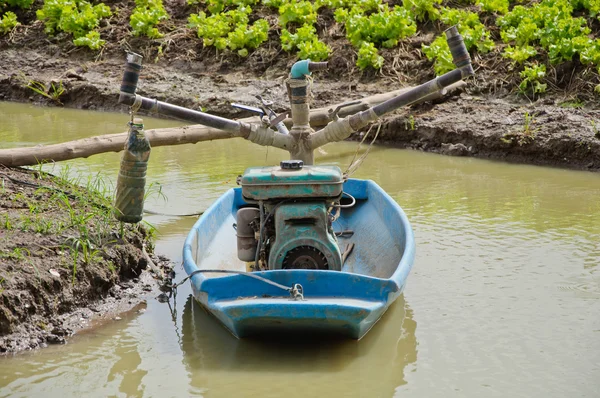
[0,167,172,354]
[1,2,599,170]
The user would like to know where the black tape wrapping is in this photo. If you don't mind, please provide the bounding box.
[120,62,142,95]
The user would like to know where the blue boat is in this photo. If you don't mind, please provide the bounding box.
[114,28,472,340]
[182,176,415,340]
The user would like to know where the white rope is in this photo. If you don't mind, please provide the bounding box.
[345,123,382,177]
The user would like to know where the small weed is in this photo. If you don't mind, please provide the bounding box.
[145,182,167,202]
[405,115,415,130]
[58,164,74,184]
[0,247,30,261]
[501,112,539,146]
[18,215,33,231]
[27,201,40,214]
[71,254,78,285]
[33,217,54,234]
[559,99,585,109]
[66,237,102,284]
[2,214,12,230]
[522,112,537,135]
[31,162,47,179]
[0,277,4,294]
[141,220,157,241]
[85,171,113,199]
[12,192,26,203]
[26,80,65,104]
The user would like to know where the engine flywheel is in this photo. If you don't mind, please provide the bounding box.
[282,246,328,270]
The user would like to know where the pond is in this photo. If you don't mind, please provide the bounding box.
[1,102,599,397]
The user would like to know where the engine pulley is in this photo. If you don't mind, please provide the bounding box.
[282,246,328,270]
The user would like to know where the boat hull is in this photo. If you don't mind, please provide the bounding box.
[183,179,415,340]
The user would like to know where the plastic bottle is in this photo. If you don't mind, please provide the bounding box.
[114,118,151,223]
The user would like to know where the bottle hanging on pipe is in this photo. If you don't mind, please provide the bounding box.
[114,118,151,223]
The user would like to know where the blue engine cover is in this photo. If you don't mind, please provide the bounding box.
[268,202,342,271]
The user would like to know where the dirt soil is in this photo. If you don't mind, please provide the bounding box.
[0,167,172,354]
[1,2,599,170]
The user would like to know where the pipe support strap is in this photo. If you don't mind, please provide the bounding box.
[349,108,378,131]
[309,117,354,149]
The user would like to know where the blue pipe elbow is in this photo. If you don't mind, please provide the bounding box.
[290,59,311,79]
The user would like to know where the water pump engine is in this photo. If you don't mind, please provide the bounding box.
[237,160,344,271]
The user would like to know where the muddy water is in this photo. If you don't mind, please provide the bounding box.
[1,102,599,397]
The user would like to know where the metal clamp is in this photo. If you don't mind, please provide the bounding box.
[328,100,361,121]
[255,95,290,134]
[289,283,305,301]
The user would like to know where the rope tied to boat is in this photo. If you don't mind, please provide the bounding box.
[167,269,305,301]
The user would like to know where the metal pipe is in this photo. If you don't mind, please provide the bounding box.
[310,26,474,147]
[350,26,473,130]
[308,61,328,72]
[118,53,244,134]
[119,93,244,133]
[367,68,466,120]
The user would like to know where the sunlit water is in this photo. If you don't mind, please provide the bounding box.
[0,102,599,397]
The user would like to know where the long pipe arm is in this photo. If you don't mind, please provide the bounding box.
[309,26,474,149]
[119,92,248,135]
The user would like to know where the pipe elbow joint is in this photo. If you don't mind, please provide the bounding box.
[247,125,294,149]
[461,64,475,78]
[290,60,311,79]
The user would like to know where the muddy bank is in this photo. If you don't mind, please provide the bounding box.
[0,167,171,354]
[0,45,598,170]
[374,96,600,170]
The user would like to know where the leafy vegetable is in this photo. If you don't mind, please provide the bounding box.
[3,0,35,9]
[279,1,317,27]
[189,6,269,56]
[519,63,547,95]
[281,24,330,61]
[402,0,442,22]
[72,29,105,50]
[130,0,169,39]
[340,4,416,48]
[476,0,509,14]
[356,41,384,70]
[0,11,19,35]
[503,45,538,63]
[36,0,111,49]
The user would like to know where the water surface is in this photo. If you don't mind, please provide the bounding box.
[1,102,599,397]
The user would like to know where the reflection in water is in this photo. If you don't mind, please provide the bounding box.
[107,333,148,397]
[180,294,417,398]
